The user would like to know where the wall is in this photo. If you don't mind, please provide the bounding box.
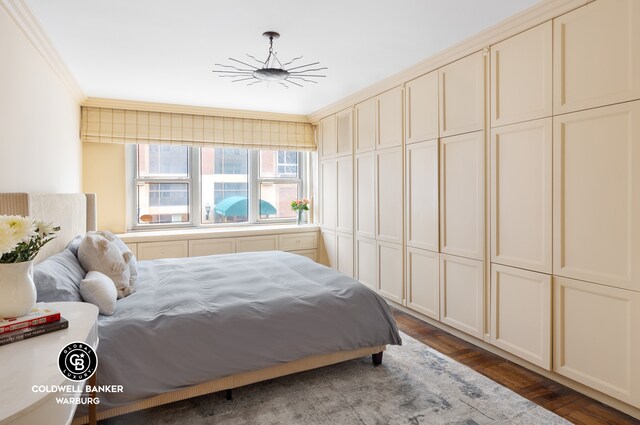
[82,143,127,233]
[0,5,81,193]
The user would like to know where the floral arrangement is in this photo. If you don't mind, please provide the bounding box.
[0,216,60,263]
[290,199,310,212]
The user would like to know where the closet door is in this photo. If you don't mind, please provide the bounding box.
[320,159,337,230]
[440,131,484,260]
[336,108,353,156]
[336,232,354,278]
[355,152,375,239]
[406,139,438,251]
[376,147,403,244]
[356,98,377,153]
[491,119,552,273]
[320,229,336,268]
[439,51,485,137]
[407,247,439,320]
[377,241,403,304]
[320,114,337,158]
[440,254,484,339]
[491,21,552,127]
[336,156,353,234]
[554,276,640,406]
[553,101,640,291]
[378,86,403,149]
[406,71,438,144]
[356,237,377,291]
[491,264,551,370]
[554,0,640,114]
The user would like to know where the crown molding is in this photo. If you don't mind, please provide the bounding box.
[83,97,311,123]
[308,0,593,123]
[1,0,85,103]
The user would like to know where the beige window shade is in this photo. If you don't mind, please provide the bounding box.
[80,107,316,151]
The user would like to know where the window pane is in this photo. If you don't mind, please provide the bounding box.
[138,145,189,178]
[259,182,299,219]
[260,150,299,178]
[201,147,249,223]
[137,183,189,224]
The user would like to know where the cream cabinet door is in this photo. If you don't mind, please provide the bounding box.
[439,254,484,339]
[407,247,439,320]
[320,159,337,230]
[356,98,376,153]
[406,140,438,252]
[491,119,552,273]
[376,147,403,244]
[320,229,336,268]
[553,101,640,291]
[236,235,278,253]
[378,86,403,149]
[137,240,188,260]
[336,156,353,234]
[491,264,551,370]
[320,114,337,158]
[440,131,484,260]
[439,51,485,137]
[377,241,403,304]
[491,21,552,127]
[554,276,640,407]
[356,237,377,291]
[554,0,640,114]
[355,152,376,239]
[406,71,438,144]
[336,232,354,278]
[336,108,353,156]
[189,238,235,257]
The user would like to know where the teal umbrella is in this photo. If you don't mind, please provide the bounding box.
[213,196,276,217]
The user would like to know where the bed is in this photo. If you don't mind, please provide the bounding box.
[0,193,401,424]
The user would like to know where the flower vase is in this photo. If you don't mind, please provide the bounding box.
[0,261,36,318]
[296,210,304,225]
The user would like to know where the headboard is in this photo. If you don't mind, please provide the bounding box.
[0,193,97,263]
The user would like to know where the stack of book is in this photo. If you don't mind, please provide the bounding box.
[0,306,68,346]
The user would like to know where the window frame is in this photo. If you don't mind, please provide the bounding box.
[128,145,307,231]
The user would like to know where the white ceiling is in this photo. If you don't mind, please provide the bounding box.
[26,0,540,115]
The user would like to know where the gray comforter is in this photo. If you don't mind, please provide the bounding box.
[93,251,401,410]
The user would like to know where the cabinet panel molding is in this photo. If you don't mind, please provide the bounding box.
[320,159,337,230]
[336,232,354,278]
[336,108,353,156]
[491,21,552,127]
[137,240,188,260]
[235,235,278,253]
[406,140,438,251]
[378,86,404,149]
[554,276,640,407]
[355,98,377,153]
[553,101,640,291]
[491,119,552,273]
[407,247,439,320]
[320,114,337,158]
[376,147,403,244]
[356,236,377,291]
[355,152,376,239]
[320,229,336,268]
[278,232,318,251]
[491,264,551,370]
[336,156,354,234]
[406,71,438,144]
[189,238,235,257]
[377,241,403,304]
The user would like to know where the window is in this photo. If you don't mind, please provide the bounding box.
[130,145,305,229]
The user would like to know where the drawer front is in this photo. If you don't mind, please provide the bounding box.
[236,236,278,253]
[189,239,235,257]
[278,232,318,251]
[137,241,188,260]
[289,249,318,262]
[125,243,138,257]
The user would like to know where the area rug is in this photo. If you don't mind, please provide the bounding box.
[101,332,568,424]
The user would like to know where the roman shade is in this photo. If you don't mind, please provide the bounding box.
[80,106,316,151]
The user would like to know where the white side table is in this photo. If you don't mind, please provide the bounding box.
[0,302,99,425]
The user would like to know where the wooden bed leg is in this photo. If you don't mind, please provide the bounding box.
[372,351,383,366]
[226,389,233,400]
[88,373,97,425]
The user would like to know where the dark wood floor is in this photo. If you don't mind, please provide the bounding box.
[393,309,639,425]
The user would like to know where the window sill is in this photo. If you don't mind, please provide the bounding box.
[116,223,319,244]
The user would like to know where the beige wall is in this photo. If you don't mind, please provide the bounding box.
[0,6,81,193]
[82,143,127,233]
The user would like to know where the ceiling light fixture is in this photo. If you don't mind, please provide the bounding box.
[212,31,327,88]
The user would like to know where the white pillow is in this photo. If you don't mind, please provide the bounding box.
[80,271,118,316]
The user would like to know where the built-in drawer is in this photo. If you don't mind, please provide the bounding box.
[189,239,235,257]
[236,235,278,253]
[278,232,318,251]
[137,240,188,260]
[289,249,318,262]
[125,243,138,257]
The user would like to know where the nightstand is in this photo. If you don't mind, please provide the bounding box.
[0,302,99,425]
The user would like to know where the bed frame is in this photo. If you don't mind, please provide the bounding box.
[0,193,386,425]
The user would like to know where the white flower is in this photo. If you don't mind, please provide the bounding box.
[0,222,19,255]
[34,220,55,238]
[0,215,36,243]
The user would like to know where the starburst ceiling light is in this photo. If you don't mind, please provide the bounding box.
[212,31,327,88]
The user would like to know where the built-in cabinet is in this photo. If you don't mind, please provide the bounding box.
[405,140,438,252]
[440,254,484,339]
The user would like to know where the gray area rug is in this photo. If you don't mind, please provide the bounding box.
[101,332,568,424]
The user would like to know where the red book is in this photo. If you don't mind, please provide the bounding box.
[0,306,61,334]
